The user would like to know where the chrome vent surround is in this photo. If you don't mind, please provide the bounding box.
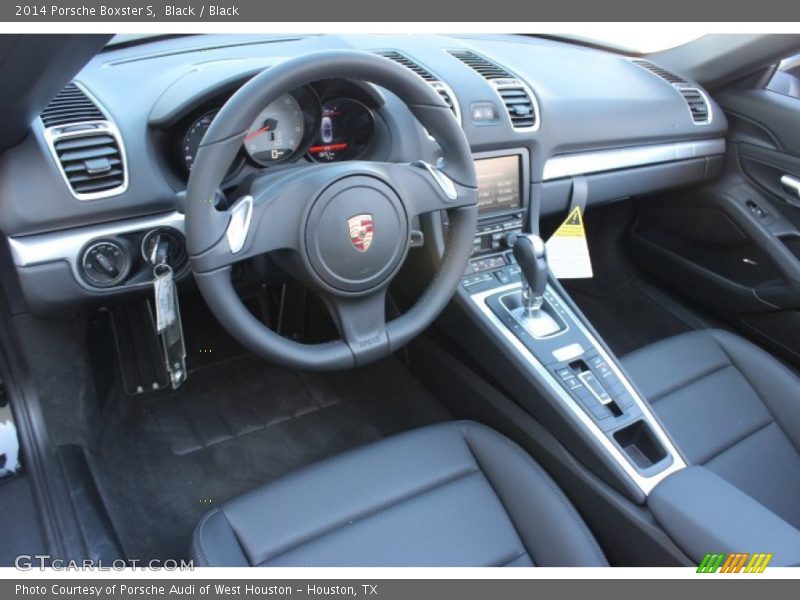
[40,82,128,200]
[449,49,540,131]
[631,59,712,125]
[374,50,461,124]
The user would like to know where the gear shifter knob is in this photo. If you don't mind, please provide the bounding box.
[513,234,547,316]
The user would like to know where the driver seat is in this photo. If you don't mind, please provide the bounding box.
[191,421,607,566]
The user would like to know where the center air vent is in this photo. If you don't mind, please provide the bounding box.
[631,59,711,125]
[41,82,128,199]
[374,50,461,122]
[449,50,539,131]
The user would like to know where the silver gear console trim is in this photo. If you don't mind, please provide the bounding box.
[470,282,686,495]
[542,138,725,181]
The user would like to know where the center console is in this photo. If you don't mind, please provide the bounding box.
[456,148,686,497]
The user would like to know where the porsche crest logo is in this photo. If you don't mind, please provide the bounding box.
[348,214,374,252]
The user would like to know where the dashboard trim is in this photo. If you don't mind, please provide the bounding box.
[542,138,726,181]
[8,211,185,290]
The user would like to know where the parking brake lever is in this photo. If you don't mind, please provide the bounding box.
[513,234,548,317]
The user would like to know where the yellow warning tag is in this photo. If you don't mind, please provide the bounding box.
[545,207,593,279]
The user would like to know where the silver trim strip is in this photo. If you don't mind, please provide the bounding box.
[416,161,458,200]
[41,82,129,201]
[8,211,185,290]
[542,138,726,181]
[470,282,686,495]
[226,195,253,254]
[781,174,800,198]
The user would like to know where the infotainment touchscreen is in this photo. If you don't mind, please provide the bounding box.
[474,155,522,213]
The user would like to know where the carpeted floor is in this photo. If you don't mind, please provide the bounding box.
[92,354,451,560]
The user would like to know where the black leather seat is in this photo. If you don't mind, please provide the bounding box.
[191,421,607,567]
[623,329,800,530]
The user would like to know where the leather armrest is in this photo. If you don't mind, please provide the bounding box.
[649,466,800,566]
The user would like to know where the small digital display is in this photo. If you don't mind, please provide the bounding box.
[475,155,522,214]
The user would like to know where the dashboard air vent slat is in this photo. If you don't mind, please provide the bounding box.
[41,83,105,127]
[376,50,436,81]
[53,133,125,195]
[448,50,512,79]
[449,50,537,130]
[677,87,710,123]
[375,50,460,120]
[630,59,688,85]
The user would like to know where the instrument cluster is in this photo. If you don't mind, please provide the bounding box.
[179,84,377,177]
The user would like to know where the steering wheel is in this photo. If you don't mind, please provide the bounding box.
[185,50,478,370]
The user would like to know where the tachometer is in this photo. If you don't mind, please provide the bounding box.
[244,93,305,165]
[307,98,375,163]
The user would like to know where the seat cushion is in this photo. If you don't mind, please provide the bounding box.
[191,421,607,567]
[623,329,800,529]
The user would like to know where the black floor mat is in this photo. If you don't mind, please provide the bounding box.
[93,354,451,561]
[566,276,699,357]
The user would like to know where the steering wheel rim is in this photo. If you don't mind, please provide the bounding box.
[185,49,478,370]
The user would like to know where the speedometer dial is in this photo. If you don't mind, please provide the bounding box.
[244,93,305,165]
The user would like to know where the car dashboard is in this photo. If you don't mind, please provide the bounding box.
[0,33,728,313]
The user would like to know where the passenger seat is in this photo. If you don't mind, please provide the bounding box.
[622,329,800,530]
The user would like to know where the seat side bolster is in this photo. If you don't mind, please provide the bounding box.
[711,329,800,452]
[457,421,608,567]
[191,507,250,567]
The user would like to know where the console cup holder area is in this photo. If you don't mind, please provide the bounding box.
[612,420,668,470]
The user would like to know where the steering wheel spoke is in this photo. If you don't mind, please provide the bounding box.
[190,167,327,272]
[325,291,389,365]
[375,162,477,219]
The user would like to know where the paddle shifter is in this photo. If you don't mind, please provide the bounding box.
[513,234,548,317]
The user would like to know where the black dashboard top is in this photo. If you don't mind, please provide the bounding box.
[0,33,727,238]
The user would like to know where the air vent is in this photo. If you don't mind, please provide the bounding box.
[52,133,125,196]
[677,87,711,124]
[630,59,688,85]
[376,50,436,81]
[375,50,460,121]
[449,50,539,130]
[631,59,712,125]
[41,83,105,128]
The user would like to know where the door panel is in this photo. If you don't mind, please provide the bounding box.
[630,82,800,364]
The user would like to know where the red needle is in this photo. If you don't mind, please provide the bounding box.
[244,125,272,142]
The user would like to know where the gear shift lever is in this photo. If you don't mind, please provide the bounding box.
[513,234,548,317]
